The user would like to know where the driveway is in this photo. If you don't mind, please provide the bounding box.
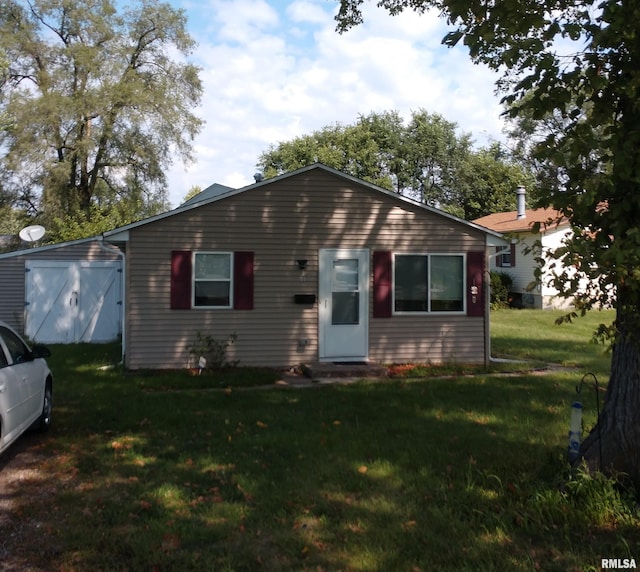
[0,433,59,572]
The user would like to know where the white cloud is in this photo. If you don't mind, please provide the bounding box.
[165,0,505,207]
[286,0,329,24]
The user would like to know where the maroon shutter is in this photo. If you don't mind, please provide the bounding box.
[495,246,503,267]
[510,242,516,267]
[234,251,254,310]
[171,250,192,309]
[373,251,392,318]
[467,251,485,317]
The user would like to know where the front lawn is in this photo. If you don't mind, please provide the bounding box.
[7,308,639,571]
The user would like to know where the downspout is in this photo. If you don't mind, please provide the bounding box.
[484,242,491,367]
[96,237,126,365]
[486,242,513,366]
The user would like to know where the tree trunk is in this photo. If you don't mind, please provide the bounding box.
[580,285,640,490]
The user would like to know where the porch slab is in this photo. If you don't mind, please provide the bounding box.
[300,361,389,380]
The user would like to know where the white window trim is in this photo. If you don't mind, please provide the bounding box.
[392,252,467,315]
[192,251,234,309]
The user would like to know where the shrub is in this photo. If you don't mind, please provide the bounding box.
[490,271,513,309]
[188,332,238,371]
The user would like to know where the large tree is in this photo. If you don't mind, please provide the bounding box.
[258,109,530,218]
[0,0,203,239]
[336,0,640,487]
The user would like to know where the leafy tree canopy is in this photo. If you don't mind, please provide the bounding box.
[336,0,640,487]
[0,0,203,242]
[258,109,533,219]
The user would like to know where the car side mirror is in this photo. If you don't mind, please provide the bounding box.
[31,345,51,359]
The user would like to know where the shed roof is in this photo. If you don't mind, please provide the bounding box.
[0,235,108,260]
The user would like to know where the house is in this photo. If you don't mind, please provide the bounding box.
[473,187,572,309]
[103,164,507,369]
[0,236,123,343]
[180,182,235,208]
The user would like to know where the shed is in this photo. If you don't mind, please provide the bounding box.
[0,237,123,343]
[104,164,507,369]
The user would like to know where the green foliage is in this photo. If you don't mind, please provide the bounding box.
[182,185,203,204]
[527,463,637,531]
[188,332,239,371]
[335,0,635,317]
[335,0,640,486]
[0,0,203,234]
[48,197,167,242]
[258,109,532,218]
[490,271,513,309]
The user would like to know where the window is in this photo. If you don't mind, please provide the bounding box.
[193,252,232,308]
[0,326,31,364]
[171,250,253,310]
[496,243,516,268]
[394,254,464,313]
[500,250,512,267]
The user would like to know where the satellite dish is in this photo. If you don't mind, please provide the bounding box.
[19,225,46,243]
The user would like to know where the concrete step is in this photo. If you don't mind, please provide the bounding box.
[300,361,389,380]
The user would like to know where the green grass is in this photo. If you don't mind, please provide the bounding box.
[491,308,614,379]
[11,309,639,571]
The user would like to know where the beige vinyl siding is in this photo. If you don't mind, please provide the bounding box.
[0,257,26,332]
[124,170,487,368]
[0,240,121,334]
[369,315,485,364]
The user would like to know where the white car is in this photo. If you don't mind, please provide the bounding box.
[0,321,53,455]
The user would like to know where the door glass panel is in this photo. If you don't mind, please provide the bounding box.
[332,259,358,291]
[331,258,359,325]
[332,292,359,325]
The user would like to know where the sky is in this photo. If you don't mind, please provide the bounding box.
[164,0,507,208]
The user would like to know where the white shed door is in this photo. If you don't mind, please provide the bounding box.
[25,260,122,343]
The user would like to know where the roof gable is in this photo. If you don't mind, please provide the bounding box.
[180,183,235,207]
[104,163,506,243]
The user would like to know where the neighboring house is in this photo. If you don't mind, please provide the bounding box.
[0,237,123,343]
[103,164,507,369]
[473,187,572,309]
[180,182,235,208]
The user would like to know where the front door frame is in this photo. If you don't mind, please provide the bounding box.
[318,248,369,362]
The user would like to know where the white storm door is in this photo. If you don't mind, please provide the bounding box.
[319,249,369,361]
[25,261,77,343]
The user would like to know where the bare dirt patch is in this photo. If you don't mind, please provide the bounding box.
[0,433,62,572]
